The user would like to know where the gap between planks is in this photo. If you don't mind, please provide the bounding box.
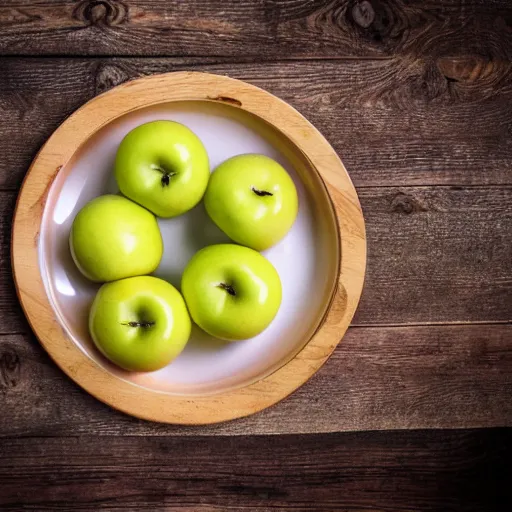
[0,54,394,61]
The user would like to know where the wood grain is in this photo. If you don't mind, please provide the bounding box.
[0,0,511,59]
[354,185,512,325]
[0,57,510,191]
[1,324,511,436]
[0,182,510,334]
[0,192,25,333]
[0,429,510,511]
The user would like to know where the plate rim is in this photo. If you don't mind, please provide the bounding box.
[11,71,366,425]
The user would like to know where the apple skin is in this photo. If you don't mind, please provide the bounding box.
[70,194,163,283]
[181,244,282,341]
[204,154,298,251]
[115,121,210,218]
[89,276,191,372]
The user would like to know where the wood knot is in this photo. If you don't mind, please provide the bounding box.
[351,0,375,28]
[95,62,129,94]
[390,192,427,215]
[437,56,495,84]
[0,346,21,391]
[349,0,397,42]
[73,0,128,27]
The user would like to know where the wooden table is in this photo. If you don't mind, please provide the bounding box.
[1,1,511,510]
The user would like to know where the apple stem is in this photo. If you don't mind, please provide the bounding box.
[251,187,273,197]
[217,283,236,296]
[122,321,155,328]
[150,164,177,187]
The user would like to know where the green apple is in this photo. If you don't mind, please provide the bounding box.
[204,154,298,251]
[70,194,163,282]
[89,276,191,372]
[115,120,210,218]
[181,244,282,341]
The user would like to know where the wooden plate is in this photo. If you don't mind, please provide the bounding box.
[11,72,366,424]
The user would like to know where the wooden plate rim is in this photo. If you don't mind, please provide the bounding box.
[11,71,366,425]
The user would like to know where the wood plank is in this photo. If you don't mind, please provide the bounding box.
[0,192,25,334]
[1,184,511,333]
[354,185,512,325]
[1,324,511,436]
[0,0,511,59]
[0,429,510,511]
[0,58,510,191]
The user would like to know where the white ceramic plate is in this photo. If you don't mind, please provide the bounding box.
[13,72,365,423]
[41,101,337,395]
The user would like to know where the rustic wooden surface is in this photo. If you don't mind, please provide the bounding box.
[1,58,511,191]
[0,0,511,510]
[1,324,511,437]
[0,0,511,58]
[1,429,511,511]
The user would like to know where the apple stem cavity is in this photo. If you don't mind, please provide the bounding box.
[217,283,236,296]
[122,321,155,328]
[150,164,177,187]
[251,187,273,197]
